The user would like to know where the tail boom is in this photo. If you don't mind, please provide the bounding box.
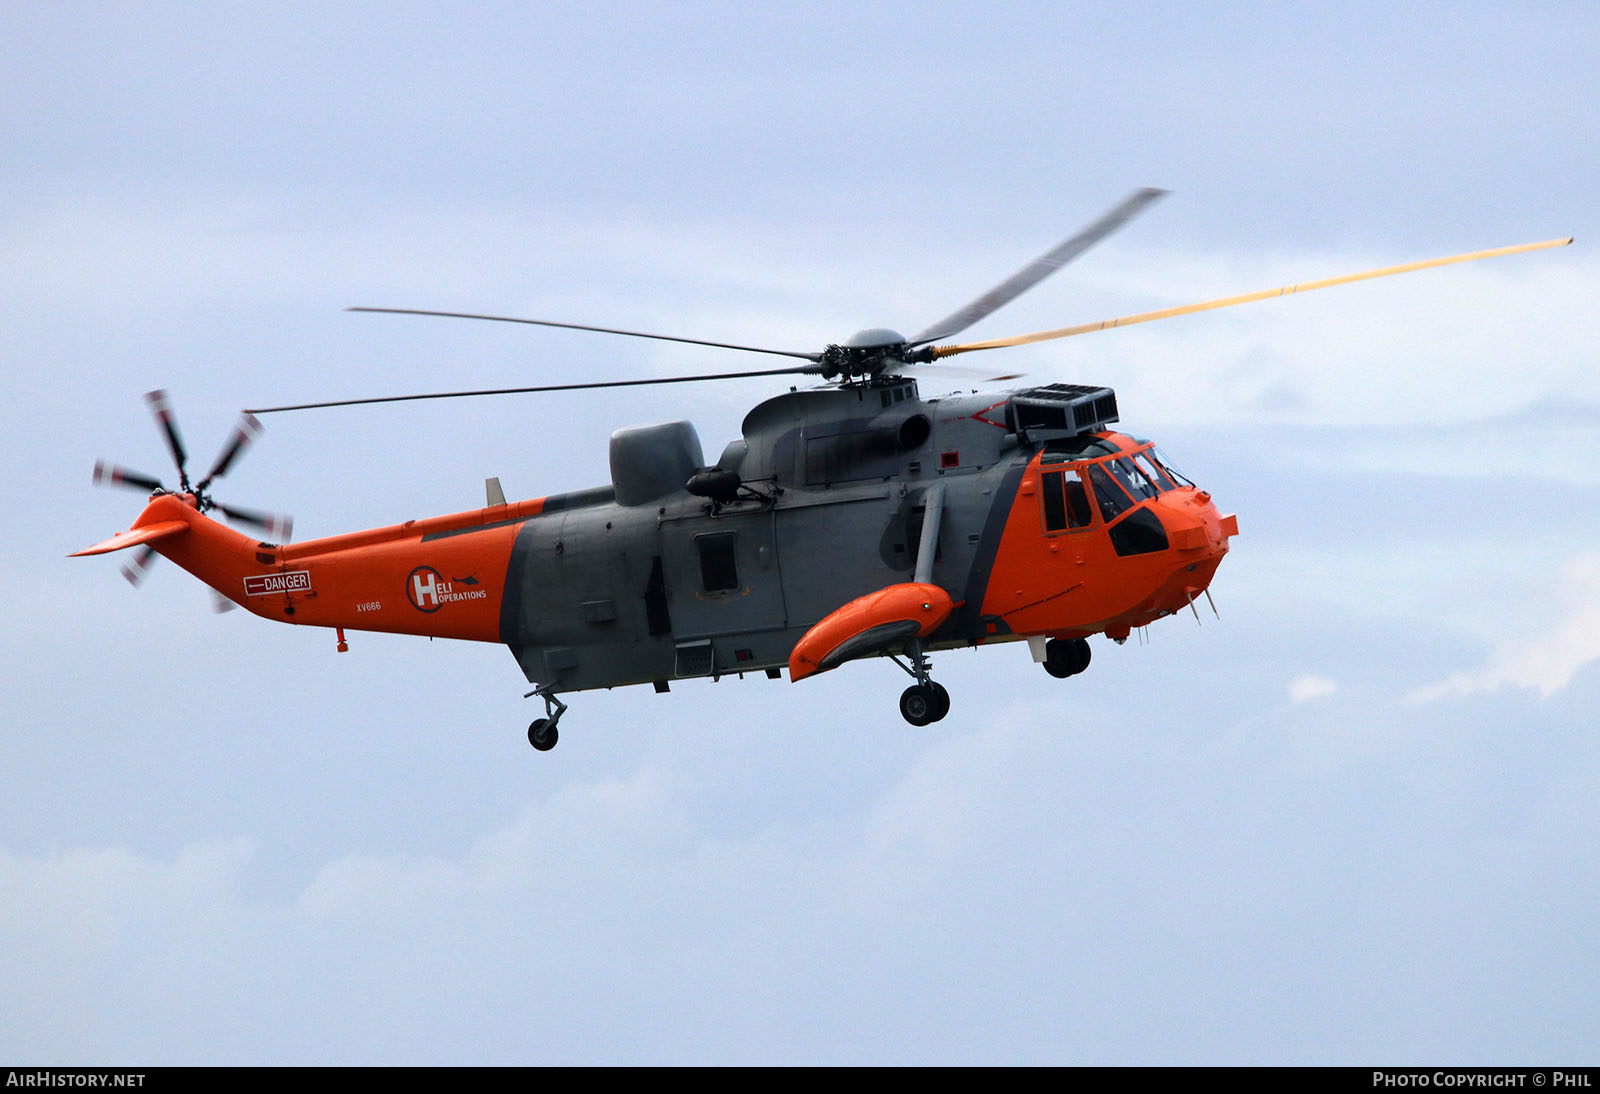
[76,493,546,642]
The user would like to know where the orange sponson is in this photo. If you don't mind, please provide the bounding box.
[789,582,954,682]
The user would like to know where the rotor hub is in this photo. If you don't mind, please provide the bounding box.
[818,328,924,380]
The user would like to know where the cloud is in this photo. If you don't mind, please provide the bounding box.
[1408,553,1600,703]
[1287,674,1337,703]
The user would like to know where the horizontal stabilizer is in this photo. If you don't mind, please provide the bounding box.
[70,520,189,557]
[790,582,954,682]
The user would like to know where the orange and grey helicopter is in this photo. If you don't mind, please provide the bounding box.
[74,190,1570,750]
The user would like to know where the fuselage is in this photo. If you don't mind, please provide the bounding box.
[81,380,1235,695]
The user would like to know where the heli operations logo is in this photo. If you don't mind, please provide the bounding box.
[406,566,488,612]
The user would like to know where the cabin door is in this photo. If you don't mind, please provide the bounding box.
[660,509,787,644]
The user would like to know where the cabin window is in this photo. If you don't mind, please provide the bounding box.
[697,533,739,592]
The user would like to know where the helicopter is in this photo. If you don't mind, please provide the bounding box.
[73,190,1571,751]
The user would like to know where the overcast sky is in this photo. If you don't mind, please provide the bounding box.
[3,1,1597,1064]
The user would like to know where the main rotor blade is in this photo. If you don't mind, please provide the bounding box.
[93,460,164,493]
[144,389,188,480]
[245,363,825,414]
[196,413,263,491]
[908,187,1168,347]
[348,307,823,362]
[929,237,1574,359]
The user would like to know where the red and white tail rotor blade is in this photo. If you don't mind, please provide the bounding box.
[93,460,164,494]
[197,413,263,491]
[119,545,159,587]
[143,389,189,486]
[214,501,293,543]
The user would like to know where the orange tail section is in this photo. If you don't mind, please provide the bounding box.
[74,492,545,643]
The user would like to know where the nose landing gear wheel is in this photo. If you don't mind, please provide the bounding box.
[900,682,951,726]
[528,719,559,751]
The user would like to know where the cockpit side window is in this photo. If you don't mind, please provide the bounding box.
[1064,474,1093,527]
[1040,468,1094,533]
[1086,464,1132,523]
[1148,446,1195,489]
[1108,457,1159,501]
[1041,470,1067,532]
[1134,450,1174,491]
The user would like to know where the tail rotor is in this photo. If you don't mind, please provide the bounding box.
[119,545,159,587]
[90,389,293,588]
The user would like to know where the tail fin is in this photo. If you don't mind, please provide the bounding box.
[70,520,189,557]
[73,494,277,613]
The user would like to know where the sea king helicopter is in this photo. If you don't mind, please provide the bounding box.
[75,190,1571,750]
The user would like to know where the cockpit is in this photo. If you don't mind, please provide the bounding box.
[1036,433,1196,556]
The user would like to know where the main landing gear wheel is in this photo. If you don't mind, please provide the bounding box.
[525,686,568,752]
[899,682,951,726]
[528,719,559,751]
[1043,637,1092,678]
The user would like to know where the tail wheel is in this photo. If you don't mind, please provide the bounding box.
[528,719,559,751]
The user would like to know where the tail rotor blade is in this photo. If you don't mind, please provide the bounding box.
[144,389,189,487]
[215,502,293,542]
[211,589,238,614]
[93,460,164,493]
[119,545,158,587]
[197,413,262,491]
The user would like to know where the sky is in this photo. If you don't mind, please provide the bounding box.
[3,1,1598,1065]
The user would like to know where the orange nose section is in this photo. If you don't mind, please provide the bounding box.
[1149,491,1236,616]
[1162,490,1236,552]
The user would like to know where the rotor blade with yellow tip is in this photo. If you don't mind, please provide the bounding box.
[929,237,1574,359]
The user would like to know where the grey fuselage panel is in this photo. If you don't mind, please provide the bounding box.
[503,382,1033,693]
